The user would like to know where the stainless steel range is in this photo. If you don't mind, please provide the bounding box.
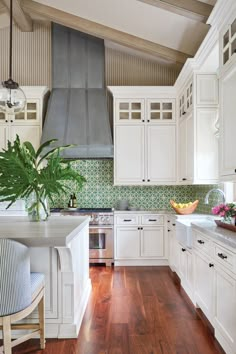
[60,208,114,266]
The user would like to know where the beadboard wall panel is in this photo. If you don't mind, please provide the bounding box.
[105,47,179,86]
[0,22,51,88]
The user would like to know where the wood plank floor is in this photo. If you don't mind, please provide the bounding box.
[12,266,225,354]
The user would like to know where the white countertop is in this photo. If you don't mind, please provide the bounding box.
[114,209,171,214]
[0,215,89,247]
[191,220,236,250]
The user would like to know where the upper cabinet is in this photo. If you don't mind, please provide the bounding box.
[177,73,219,185]
[0,86,49,151]
[221,16,236,68]
[109,87,177,186]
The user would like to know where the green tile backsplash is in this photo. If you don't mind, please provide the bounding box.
[52,160,218,213]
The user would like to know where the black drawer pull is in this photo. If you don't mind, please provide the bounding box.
[149,219,157,222]
[124,219,132,222]
[209,263,214,268]
[167,220,170,223]
[168,229,171,232]
[197,240,205,244]
[182,248,186,252]
[172,223,176,226]
[218,252,227,260]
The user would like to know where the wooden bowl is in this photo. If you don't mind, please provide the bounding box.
[170,200,199,215]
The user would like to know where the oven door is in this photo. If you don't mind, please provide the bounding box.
[89,227,114,260]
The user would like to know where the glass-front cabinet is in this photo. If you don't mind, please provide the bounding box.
[222,17,236,66]
[147,99,175,123]
[179,81,193,118]
[115,99,145,123]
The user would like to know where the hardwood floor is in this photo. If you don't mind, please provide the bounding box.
[12,266,225,354]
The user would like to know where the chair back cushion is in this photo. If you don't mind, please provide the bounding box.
[0,239,31,316]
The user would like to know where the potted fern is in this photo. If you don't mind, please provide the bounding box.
[0,135,86,221]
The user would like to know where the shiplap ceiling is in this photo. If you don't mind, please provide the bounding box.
[0,0,217,68]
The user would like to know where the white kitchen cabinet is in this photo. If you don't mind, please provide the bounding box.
[179,79,193,118]
[115,125,145,184]
[0,86,48,151]
[192,227,236,354]
[214,265,236,352]
[109,87,177,186]
[114,212,167,266]
[166,216,177,272]
[141,227,164,258]
[178,73,219,184]
[115,227,140,259]
[220,15,236,68]
[219,63,236,180]
[194,250,214,321]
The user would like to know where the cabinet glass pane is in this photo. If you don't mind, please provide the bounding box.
[162,102,172,110]
[119,112,129,120]
[190,96,192,105]
[151,102,160,110]
[187,88,189,97]
[27,112,37,120]
[231,19,236,38]
[27,102,37,110]
[119,102,129,110]
[163,112,172,120]
[179,109,181,118]
[182,96,184,103]
[223,49,229,64]
[131,102,141,110]
[231,38,236,56]
[131,112,141,120]
[151,112,160,120]
[223,30,229,48]
[187,100,190,109]
[15,112,24,120]
[0,112,5,120]
[190,83,192,93]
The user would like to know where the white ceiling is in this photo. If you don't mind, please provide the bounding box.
[0,0,218,65]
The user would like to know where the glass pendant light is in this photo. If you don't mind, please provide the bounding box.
[0,0,26,114]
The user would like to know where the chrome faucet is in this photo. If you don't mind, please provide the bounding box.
[204,188,226,205]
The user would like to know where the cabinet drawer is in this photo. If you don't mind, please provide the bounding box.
[193,231,211,256]
[141,214,164,225]
[115,214,139,225]
[214,244,234,271]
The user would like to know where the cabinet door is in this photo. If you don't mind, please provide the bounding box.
[194,252,214,321]
[141,227,164,258]
[114,125,145,185]
[11,125,41,150]
[0,125,9,151]
[14,99,40,124]
[147,125,176,183]
[214,266,236,349]
[115,99,145,124]
[178,113,194,183]
[220,66,236,178]
[195,108,218,182]
[147,99,175,123]
[115,227,140,259]
[179,245,187,280]
[196,75,218,105]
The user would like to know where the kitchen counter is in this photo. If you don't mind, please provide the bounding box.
[0,215,89,247]
[114,209,172,214]
[191,219,236,249]
[0,215,91,339]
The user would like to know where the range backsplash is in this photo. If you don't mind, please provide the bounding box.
[52,160,218,213]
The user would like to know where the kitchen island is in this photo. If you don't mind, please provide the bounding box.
[0,215,91,338]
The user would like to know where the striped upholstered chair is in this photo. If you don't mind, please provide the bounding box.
[0,239,45,354]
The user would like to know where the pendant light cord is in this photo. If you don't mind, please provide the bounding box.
[9,0,13,80]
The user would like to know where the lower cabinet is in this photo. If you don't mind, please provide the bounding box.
[176,242,194,301]
[114,213,167,266]
[193,229,236,354]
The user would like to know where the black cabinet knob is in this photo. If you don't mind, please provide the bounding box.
[142,120,145,122]
[182,248,186,252]
[142,179,145,182]
[209,263,214,267]
[197,240,204,244]
[168,229,171,232]
[235,169,236,173]
[182,178,187,181]
[167,220,170,223]
[10,120,13,123]
[218,252,227,260]
[183,112,186,115]
[172,223,176,226]
[5,120,8,123]
[147,179,150,182]
[147,120,150,122]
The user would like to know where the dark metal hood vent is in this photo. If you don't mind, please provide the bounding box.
[41,24,113,158]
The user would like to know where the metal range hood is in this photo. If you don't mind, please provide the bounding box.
[41,24,113,158]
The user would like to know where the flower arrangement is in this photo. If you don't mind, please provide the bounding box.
[212,203,236,224]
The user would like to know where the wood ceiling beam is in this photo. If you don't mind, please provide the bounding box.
[21,0,190,64]
[138,0,213,24]
[2,0,33,31]
[0,0,7,15]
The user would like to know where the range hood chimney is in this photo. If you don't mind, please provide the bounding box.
[41,24,113,158]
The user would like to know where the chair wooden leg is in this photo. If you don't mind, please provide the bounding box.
[2,316,12,354]
[38,294,45,349]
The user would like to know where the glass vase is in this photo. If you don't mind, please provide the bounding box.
[27,192,49,221]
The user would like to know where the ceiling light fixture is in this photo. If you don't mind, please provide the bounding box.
[0,0,26,114]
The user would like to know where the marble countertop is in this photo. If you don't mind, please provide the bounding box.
[191,220,236,250]
[0,215,89,247]
[114,209,171,214]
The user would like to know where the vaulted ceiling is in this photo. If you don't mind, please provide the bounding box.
[0,0,217,69]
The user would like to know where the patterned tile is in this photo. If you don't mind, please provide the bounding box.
[51,160,218,212]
